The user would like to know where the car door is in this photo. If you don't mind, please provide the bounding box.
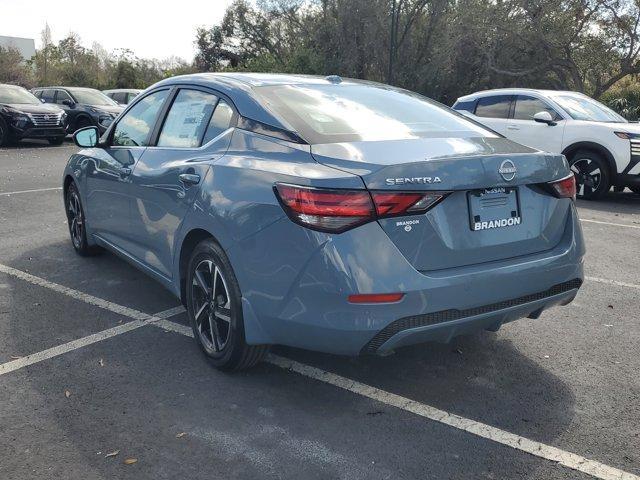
[54,89,76,127]
[127,87,236,279]
[84,88,171,251]
[472,95,513,135]
[505,95,566,153]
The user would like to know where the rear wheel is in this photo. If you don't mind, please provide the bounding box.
[65,183,101,256]
[186,239,269,371]
[569,150,610,200]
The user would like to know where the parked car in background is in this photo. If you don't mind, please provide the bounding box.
[63,73,584,370]
[453,89,640,199]
[0,83,67,146]
[103,88,142,105]
[33,86,124,134]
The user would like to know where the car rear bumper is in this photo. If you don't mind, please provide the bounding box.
[232,203,585,356]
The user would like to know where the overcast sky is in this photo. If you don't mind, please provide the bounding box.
[0,0,235,61]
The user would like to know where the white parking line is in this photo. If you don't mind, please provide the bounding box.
[0,186,63,196]
[581,218,640,230]
[0,263,638,479]
[586,276,640,290]
[0,306,184,376]
[146,320,639,480]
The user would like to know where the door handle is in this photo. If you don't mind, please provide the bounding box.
[506,125,520,131]
[179,173,201,186]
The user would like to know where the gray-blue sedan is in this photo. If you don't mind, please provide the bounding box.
[63,73,585,370]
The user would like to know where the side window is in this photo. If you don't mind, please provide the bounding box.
[452,99,476,113]
[475,95,512,119]
[55,90,72,105]
[112,90,169,147]
[158,89,218,148]
[41,89,56,103]
[203,99,234,144]
[33,90,42,99]
[127,92,139,104]
[514,95,560,121]
[113,92,126,104]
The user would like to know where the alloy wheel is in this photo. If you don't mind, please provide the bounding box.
[67,190,84,249]
[191,259,232,352]
[571,158,601,198]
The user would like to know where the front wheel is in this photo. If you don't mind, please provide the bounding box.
[569,150,610,200]
[186,239,269,371]
[0,117,14,147]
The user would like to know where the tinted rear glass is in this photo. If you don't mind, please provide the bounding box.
[475,95,512,119]
[254,84,493,144]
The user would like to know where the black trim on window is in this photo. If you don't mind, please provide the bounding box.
[237,116,307,144]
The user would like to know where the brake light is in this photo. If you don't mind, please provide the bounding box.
[548,174,576,200]
[274,183,450,233]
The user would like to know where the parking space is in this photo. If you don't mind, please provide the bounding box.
[1,143,638,480]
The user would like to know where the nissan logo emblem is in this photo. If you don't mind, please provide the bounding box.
[498,160,517,181]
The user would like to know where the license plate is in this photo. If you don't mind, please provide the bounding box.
[467,187,521,231]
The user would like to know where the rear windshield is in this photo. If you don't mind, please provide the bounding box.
[254,84,495,144]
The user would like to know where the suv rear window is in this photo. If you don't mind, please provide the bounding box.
[475,96,512,119]
[254,84,494,144]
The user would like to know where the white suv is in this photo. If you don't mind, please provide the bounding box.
[453,88,640,199]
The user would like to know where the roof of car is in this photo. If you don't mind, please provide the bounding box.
[103,88,142,93]
[150,73,375,132]
[33,86,101,91]
[456,88,584,101]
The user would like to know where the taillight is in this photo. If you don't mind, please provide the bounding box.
[274,183,449,233]
[548,174,576,200]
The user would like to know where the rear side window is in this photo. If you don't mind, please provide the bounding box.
[475,96,512,119]
[514,95,560,121]
[203,99,234,144]
[41,89,56,103]
[453,99,476,113]
[158,89,218,148]
[127,92,139,103]
[113,90,169,147]
[112,92,126,104]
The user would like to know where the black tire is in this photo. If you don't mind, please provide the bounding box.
[569,150,611,200]
[65,182,102,256]
[48,137,65,145]
[630,187,640,195]
[0,116,14,147]
[186,238,269,371]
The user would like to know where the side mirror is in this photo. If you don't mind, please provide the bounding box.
[73,126,99,148]
[533,111,555,125]
[40,98,45,103]
[62,99,75,108]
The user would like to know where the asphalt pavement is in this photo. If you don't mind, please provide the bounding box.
[0,139,638,480]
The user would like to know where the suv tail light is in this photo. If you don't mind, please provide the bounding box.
[547,174,576,200]
[274,183,449,233]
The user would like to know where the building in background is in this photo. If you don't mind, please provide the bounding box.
[0,36,36,61]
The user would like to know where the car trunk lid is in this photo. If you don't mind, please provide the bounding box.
[311,137,572,271]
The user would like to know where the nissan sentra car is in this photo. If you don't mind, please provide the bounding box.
[63,73,585,370]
